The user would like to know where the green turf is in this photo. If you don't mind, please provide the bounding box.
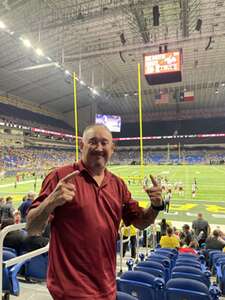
[1,164,225,225]
[108,164,225,225]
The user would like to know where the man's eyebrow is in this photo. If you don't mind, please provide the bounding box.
[89,137,110,142]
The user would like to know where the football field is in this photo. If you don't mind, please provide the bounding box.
[0,164,225,225]
[109,164,225,225]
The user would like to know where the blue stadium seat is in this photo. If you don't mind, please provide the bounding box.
[177,253,199,259]
[24,253,48,281]
[175,259,201,270]
[117,271,164,300]
[2,250,26,299]
[211,253,225,274]
[208,250,222,269]
[215,258,225,294]
[165,278,219,300]
[156,248,178,255]
[134,266,165,281]
[137,261,166,273]
[171,265,211,287]
[146,255,171,280]
[117,291,138,300]
[155,249,177,259]
[3,247,17,256]
[135,261,166,281]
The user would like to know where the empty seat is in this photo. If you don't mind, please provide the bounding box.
[171,265,211,287]
[117,270,164,300]
[24,253,48,281]
[165,278,218,300]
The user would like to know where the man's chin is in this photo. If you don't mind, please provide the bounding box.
[93,159,107,169]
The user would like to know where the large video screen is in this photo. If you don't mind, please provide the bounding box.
[144,50,182,85]
[95,114,121,132]
[144,51,181,75]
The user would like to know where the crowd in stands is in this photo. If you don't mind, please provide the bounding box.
[1,147,225,175]
[0,193,49,254]
[120,213,225,259]
[158,213,225,252]
[113,149,225,164]
[0,147,75,173]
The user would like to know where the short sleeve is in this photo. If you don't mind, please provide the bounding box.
[121,179,144,226]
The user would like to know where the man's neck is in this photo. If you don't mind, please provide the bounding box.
[82,160,105,177]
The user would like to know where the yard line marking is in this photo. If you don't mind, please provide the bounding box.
[164,212,179,216]
[212,214,225,219]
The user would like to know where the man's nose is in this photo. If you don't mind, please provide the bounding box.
[95,142,104,151]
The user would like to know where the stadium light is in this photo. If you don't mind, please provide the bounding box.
[22,38,32,48]
[92,89,98,95]
[65,70,71,76]
[54,62,60,68]
[0,21,6,29]
[36,48,44,56]
[80,80,86,86]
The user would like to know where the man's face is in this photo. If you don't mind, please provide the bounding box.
[80,126,114,171]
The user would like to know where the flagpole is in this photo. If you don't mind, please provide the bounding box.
[138,63,144,178]
[73,72,79,162]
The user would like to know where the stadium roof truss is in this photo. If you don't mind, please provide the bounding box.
[0,0,225,122]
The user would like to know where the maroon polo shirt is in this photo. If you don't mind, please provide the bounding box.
[29,160,144,299]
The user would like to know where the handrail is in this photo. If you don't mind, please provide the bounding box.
[4,245,49,268]
[0,223,49,297]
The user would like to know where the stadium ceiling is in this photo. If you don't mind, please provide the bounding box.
[0,0,225,122]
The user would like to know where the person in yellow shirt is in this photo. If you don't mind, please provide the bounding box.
[122,224,137,259]
[160,227,180,249]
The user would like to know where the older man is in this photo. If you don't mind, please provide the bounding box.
[26,124,163,300]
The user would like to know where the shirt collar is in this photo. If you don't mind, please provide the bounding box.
[74,160,111,186]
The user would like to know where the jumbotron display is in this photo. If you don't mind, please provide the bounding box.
[144,50,182,85]
[95,114,121,132]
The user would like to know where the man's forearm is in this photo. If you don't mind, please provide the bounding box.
[132,206,159,230]
[26,197,56,236]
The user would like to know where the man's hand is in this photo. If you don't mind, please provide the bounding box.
[144,174,163,207]
[48,170,79,209]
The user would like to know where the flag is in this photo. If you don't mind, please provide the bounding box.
[154,89,169,104]
[180,90,194,102]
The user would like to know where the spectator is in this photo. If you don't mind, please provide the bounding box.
[26,124,163,300]
[19,192,35,222]
[192,213,210,247]
[205,229,225,250]
[160,227,180,249]
[159,218,170,236]
[0,197,5,222]
[179,224,195,246]
[1,196,14,220]
[13,210,21,224]
[1,218,26,253]
[179,240,198,254]
[122,223,137,259]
